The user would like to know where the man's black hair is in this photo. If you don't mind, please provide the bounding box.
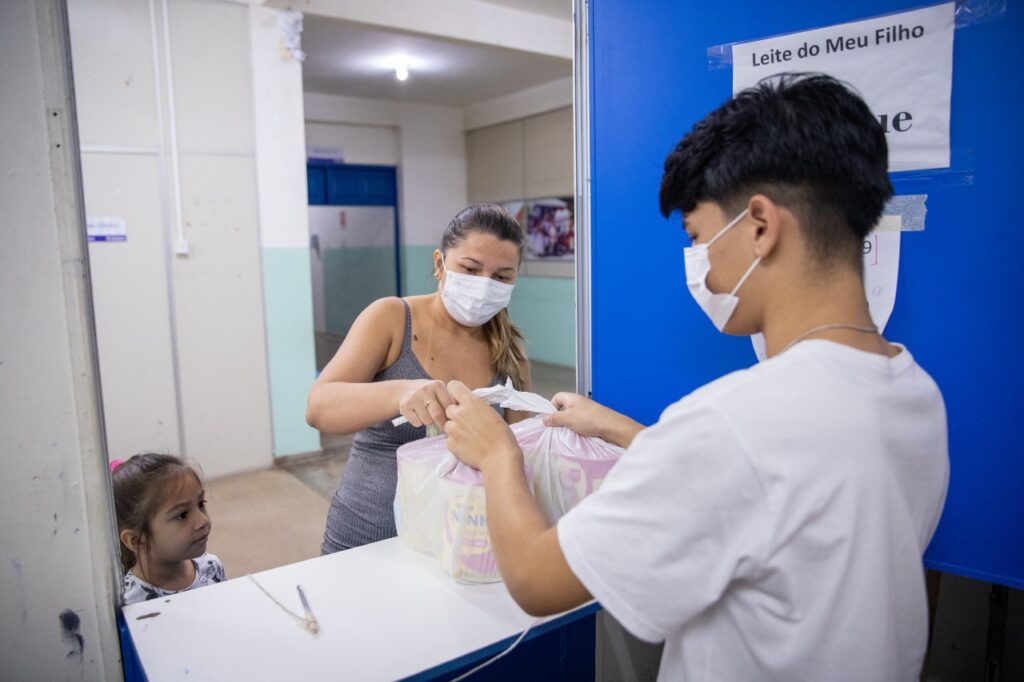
[659,73,893,268]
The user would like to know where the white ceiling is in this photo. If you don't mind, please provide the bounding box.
[301,15,572,108]
[476,0,571,19]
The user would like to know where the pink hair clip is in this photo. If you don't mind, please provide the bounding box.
[109,459,125,473]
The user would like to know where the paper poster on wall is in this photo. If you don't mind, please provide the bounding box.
[504,198,575,261]
[730,2,955,172]
[86,216,127,242]
[751,211,908,362]
[502,199,576,278]
[307,145,344,162]
[863,230,901,332]
[750,229,901,362]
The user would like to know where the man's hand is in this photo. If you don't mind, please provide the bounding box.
[544,392,645,449]
[444,380,522,471]
[445,385,592,617]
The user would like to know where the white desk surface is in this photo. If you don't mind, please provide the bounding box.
[123,538,594,681]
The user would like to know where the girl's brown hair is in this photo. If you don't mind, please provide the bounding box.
[111,453,201,573]
[441,204,529,390]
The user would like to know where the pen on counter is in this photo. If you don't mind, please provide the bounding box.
[297,585,320,635]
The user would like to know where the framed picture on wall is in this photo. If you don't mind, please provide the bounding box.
[525,197,575,261]
[503,197,575,277]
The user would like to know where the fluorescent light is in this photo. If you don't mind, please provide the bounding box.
[395,61,409,81]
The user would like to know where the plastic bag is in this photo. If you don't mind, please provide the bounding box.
[394,382,625,583]
[514,417,624,524]
[395,435,516,583]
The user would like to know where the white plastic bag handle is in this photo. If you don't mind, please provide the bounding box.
[391,379,555,427]
[395,379,555,484]
[471,378,557,415]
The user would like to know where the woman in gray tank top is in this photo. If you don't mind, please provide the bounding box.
[307,205,532,553]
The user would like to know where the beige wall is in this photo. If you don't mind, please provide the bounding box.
[69,0,273,478]
[465,106,573,203]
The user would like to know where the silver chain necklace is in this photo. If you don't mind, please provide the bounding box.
[778,322,878,356]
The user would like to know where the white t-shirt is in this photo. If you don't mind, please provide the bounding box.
[558,341,948,681]
[123,553,225,605]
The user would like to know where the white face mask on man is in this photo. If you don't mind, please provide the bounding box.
[683,207,761,332]
[439,254,515,327]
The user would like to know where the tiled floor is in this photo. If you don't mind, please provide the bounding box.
[204,362,575,577]
[203,467,330,576]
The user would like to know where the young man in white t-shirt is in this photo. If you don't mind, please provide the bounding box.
[438,73,949,681]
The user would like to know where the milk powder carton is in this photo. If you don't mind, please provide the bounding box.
[395,434,506,583]
[439,483,499,583]
[394,415,624,584]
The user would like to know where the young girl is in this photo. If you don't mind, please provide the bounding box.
[111,453,225,605]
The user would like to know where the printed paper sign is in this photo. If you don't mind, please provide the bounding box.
[731,2,955,172]
[307,145,345,162]
[863,230,900,332]
[86,216,127,242]
[751,225,902,362]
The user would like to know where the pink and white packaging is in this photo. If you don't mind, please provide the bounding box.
[394,382,626,583]
[395,434,516,583]
[512,416,624,524]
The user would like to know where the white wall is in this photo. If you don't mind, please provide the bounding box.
[0,0,121,677]
[281,0,572,59]
[251,5,311,252]
[69,0,275,477]
[306,121,400,165]
[305,92,468,271]
[463,76,572,131]
[81,153,184,455]
[249,5,322,458]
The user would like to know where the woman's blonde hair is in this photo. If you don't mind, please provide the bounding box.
[441,204,528,389]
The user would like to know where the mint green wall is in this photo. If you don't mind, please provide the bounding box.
[508,275,575,367]
[402,245,437,295]
[403,245,575,368]
[261,247,321,456]
[323,246,398,335]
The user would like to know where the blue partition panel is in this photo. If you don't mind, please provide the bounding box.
[587,0,1023,588]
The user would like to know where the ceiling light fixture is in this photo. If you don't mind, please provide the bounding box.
[395,61,409,81]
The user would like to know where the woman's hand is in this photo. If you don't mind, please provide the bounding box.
[398,379,454,428]
[444,381,522,471]
[543,392,644,449]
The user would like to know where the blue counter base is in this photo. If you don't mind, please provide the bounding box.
[404,606,599,681]
[117,610,148,682]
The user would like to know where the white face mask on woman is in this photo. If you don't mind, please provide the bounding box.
[683,207,761,332]
[439,254,515,327]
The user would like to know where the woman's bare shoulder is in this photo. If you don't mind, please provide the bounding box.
[360,297,407,347]
[363,296,406,320]
[314,297,409,384]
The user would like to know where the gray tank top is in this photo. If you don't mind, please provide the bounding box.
[351,300,433,456]
[321,299,503,553]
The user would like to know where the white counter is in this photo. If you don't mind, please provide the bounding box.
[123,538,596,681]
